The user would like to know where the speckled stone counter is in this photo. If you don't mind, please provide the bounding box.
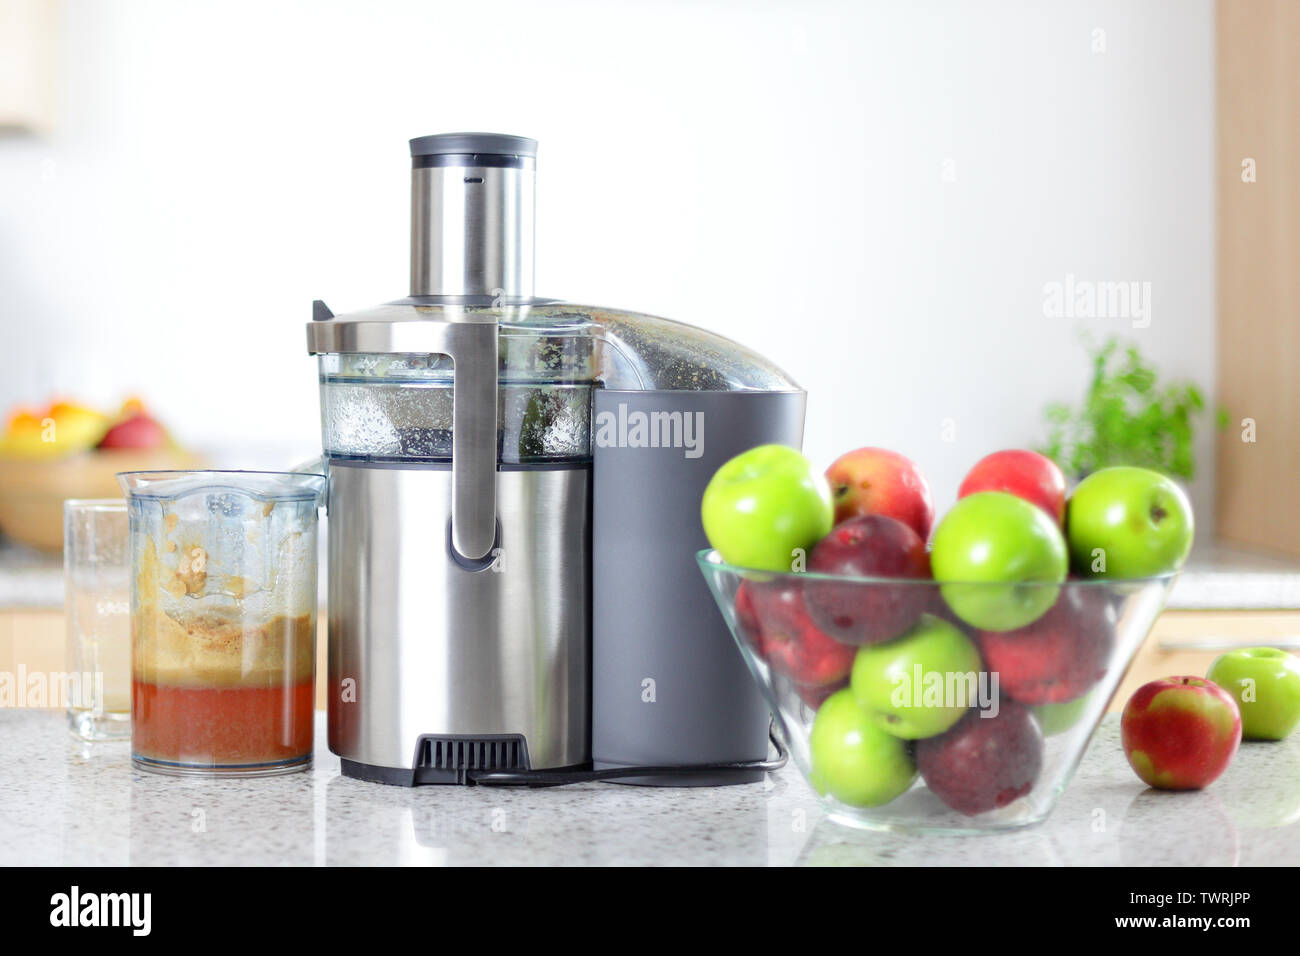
[1,711,1297,865]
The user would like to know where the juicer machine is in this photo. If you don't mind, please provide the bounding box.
[306,133,805,786]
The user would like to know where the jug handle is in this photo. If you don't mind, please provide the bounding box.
[290,456,329,511]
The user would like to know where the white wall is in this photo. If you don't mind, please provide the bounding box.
[0,0,1215,515]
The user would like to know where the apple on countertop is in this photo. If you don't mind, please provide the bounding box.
[1121,676,1241,790]
[1207,646,1300,742]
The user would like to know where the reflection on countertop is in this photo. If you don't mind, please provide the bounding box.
[4,534,1300,611]
[0,711,1296,866]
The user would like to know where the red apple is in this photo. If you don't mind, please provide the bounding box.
[916,700,1044,816]
[825,447,935,541]
[1121,677,1241,790]
[976,586,1115,704]
[733,579,762,646]
[96,412,168,450]
[958,449,1066,526]
[740,580,856,690]
[804,515,931,645]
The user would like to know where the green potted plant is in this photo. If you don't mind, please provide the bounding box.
[1038,336,1216,481]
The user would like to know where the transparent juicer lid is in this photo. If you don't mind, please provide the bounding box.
[313,300,800,464]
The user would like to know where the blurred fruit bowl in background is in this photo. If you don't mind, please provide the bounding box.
[0,398,201,552]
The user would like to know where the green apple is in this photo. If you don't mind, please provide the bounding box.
[1033,691,1093,736]
[701,444,833,572]
[1066,466,1194,578]
[929,491,1068,631]
[808,688,917,807]
[850,613,984,739]
[1207,647,1300,741]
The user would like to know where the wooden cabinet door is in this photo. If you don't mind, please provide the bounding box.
[1216,0,1300,555]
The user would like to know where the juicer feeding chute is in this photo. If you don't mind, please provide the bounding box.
[408,132,536,302]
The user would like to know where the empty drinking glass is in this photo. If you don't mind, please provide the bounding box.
[64,499,132,741]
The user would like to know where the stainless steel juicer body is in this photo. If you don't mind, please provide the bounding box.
[309,133,805,786]
[325,461,590,779]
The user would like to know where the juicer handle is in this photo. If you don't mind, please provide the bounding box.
[306,315,500,561]
[442,320,499,562]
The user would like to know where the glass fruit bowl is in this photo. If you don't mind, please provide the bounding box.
[697,549,1175,834]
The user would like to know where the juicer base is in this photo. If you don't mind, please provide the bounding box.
[340,759,449,787]
[340,732,534,786]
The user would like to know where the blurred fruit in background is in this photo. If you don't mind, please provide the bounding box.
[97,402,170,451]
[0,396,174,457]
[0,396,200,552]
[0,401,108,458]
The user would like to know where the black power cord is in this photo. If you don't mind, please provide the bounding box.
[465,722,788,788]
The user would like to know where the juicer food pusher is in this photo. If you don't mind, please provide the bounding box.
[307,133,806,786]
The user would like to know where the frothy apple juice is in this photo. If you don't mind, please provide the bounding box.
[131,535,316,773]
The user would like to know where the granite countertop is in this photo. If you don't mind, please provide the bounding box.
[0,711,1295,865]
[6,536,1300,612]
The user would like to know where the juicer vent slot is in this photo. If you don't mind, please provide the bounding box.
[410,733,531,784]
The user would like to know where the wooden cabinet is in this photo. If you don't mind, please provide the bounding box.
[1112,610,1300,711]
[1215,0,1300,555]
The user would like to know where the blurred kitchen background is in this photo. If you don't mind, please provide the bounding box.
[0,0,1294,577]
